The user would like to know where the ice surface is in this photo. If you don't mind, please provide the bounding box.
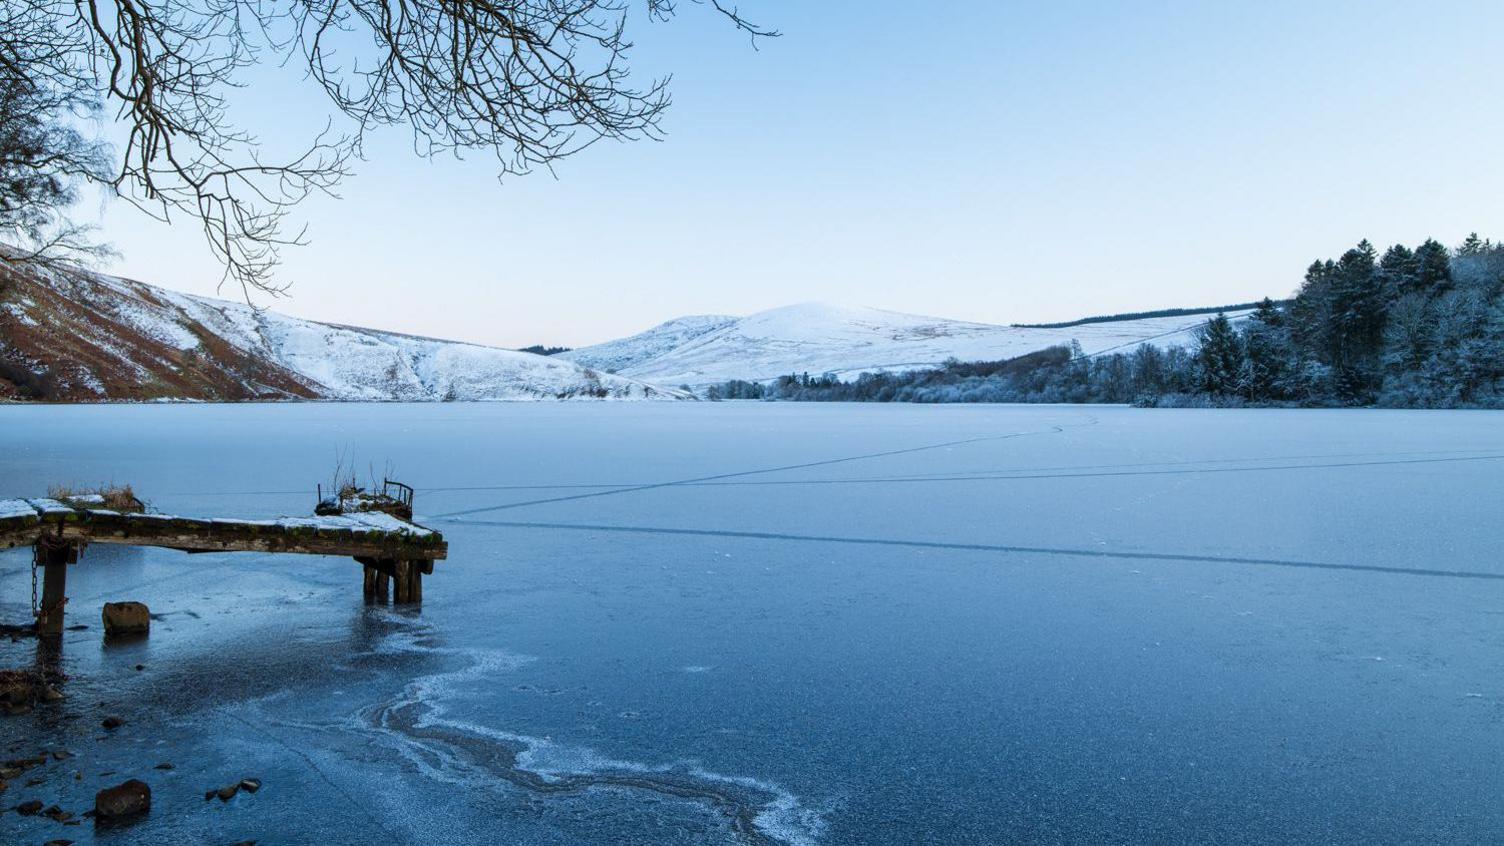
[4,403,1504,845]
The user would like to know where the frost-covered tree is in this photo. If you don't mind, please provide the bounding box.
[1242,299,1288,401]
[1196,313,1244,396]
[1414,239,1454,292]
[707,234,1504,409]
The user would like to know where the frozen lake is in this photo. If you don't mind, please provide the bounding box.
[3,402,1504,844]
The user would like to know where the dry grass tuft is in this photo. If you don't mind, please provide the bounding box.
[46,483,144,512]
[100,484,139,511]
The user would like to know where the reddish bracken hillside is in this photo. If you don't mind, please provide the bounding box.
[0,260,321,401]
[0,256,687,403]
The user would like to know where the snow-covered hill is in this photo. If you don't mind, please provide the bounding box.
[563,302,1251,388]
[562,314,738,375]
[0,260,687,402]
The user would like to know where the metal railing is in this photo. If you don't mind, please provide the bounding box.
[382,479,415,509]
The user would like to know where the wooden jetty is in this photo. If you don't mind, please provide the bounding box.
[1,494,447,635]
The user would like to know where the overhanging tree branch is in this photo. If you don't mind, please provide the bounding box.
[1,0,774,298]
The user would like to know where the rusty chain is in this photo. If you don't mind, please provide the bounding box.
[31,529,77,622]
[30,540,38,618]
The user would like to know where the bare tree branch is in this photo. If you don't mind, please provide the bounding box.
[0,0,774,297]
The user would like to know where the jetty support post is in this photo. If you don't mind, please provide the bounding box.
[393,560,411,603]
[35,534,80,636]
[357,557,424,605]
[358,557,390,604]
[393,560,425,604]
[362,564,383,603]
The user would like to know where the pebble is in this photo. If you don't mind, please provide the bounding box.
[94,779,151,818]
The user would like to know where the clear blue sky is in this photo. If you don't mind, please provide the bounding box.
[89,0,1504,348]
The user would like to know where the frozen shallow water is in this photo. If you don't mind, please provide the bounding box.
[3,402,1504,844]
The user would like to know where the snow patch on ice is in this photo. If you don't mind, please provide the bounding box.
[365,629,827,846]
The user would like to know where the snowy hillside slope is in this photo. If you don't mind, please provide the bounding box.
[0,260,687,402]
[567,302,1252,388]
[560,314,737,375]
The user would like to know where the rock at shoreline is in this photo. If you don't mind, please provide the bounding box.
[0,672,40,712]
[102,603,151,637]
[94,779,151,818]
[1,669,68,712]
[17,798,43,815]
[216,784,239,801]
[239,778,261,793]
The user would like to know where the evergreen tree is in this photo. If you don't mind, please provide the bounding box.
[1380,244,1418,293]
[1251,297,1283,327]
[1413,238,1452,292]
[1319,241,1386,399]
[1243,300,1288,400]
[1195,313,1244,395]
[1459,232,1489,257]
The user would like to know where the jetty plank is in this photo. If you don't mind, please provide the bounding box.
[0,501,446,560]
